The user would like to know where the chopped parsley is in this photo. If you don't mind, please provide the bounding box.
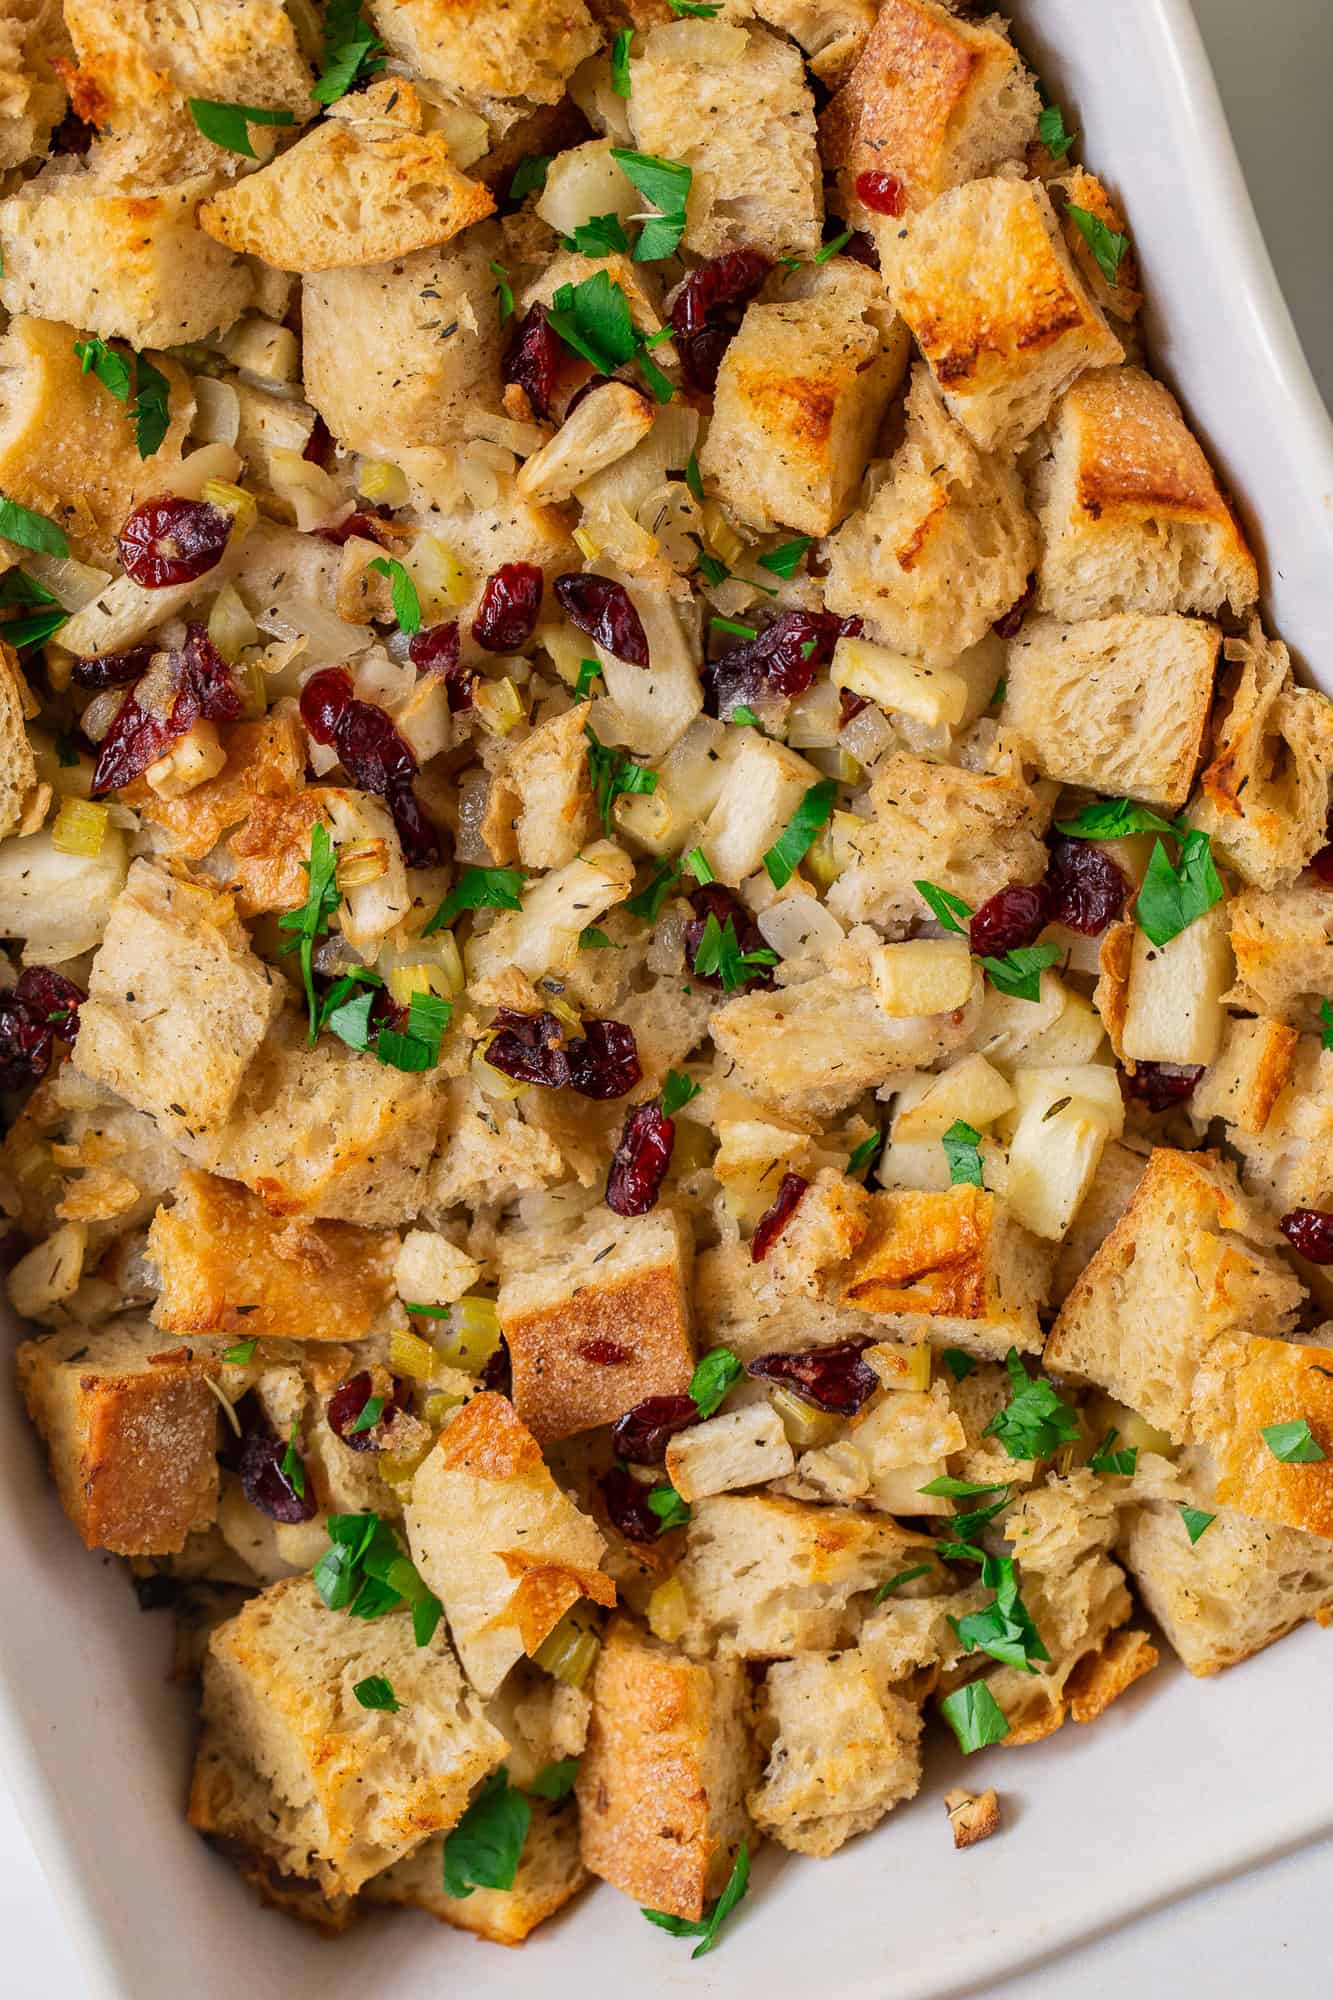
[585,723,658,834]
[312,1511,443,1646]
[280,1421,306,1500]
[814,229,853,263]
[424,865,525,935]
[871,1563,933,1605]
[490,259,515,323]
[312,0,385,105]
[647,1484,691,1531]
[667,0,722,13]
[579,925,620,950]
[684,453,705,503]
[278,822,341,1040]
[611,147,692,263]
[366,555,422,635]
[914,879,973,935]
[611,26,634,97]
[979,941,1062,1002]
[688,1344,742,1418]
[380,991,453,1072]
[1067,203,1130,285]
[1089,1427,1138,1477]
[0,496,68,559]
[643,1841,749,1958]
[942,1119,984,1188]
[1037,100,1075,160]
[545,269,674,401]
[730,705,760,728]
[221,1338,257,1366]
[626,856,683,922]
[983,1347,1081,1461]
[186,98,295,157]
[1055,798,1178,839]
[691,911,778,992]
[1135,830,1224,947]
[1180,1506,1216,1545]
[574,657,604,700]
[1322,998,1333,1052]
[711,617,758,641]
[759,536,813,579]
[694,544,729,587]
[133,354,173,458]
[353,1674,402,1712]
[939,1680,1011,1754]
[1261,1419,1326,1464]
[74,335,131,401]
[528,1758,580,1801]
[990,675,1007,707]
[0,568,67,650]
[949,1553,1051,1673]
[561,213,631,258]
[662,1069,701,1119]
[764,779,837,889]
[683,845,714,884]
[847,1130,880,1178]
[508,154,551,202]
[405,1302,451,1319]
[443,1768,530,1898]
[942,1348,977,1382]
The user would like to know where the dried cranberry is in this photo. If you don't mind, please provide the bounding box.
[409,622,474,710]
[567,1018,641,1100]
[299,666,355,746]
[1122,1061,1205,1113]
[504,302,562,420]
[684,883,775,993]
[750,1173,810,1263]
[14,968,82,1044]
[50,106,96,156]
[481,1337,512,1398]
[1044,836,1129,936]
[747,1340,878,1416]
[611,1393,699,1465]
[606,1101,674,1216]
[842,230,879,269]
[553,573,649,668]
[839,687,869,728]
[313,509,392,549]
[1309,842,1333,885]
[91,623,241,795]
[702,610,857,716]
[222,1393,317,1525]
[472,563,543,652]
[855,169,906,216]
[599,1465,671,1543]
[1280,1209,1333,1264]
[117,496,231,589]
[968,882,1051,957]
[485,1009,570,1088]
[671,248,772,393]
[0,995,55,1093]
[299,671,438,867]
[992,575,1036,640]
[302,415,335,467]
[326,1371,409,1452]
[70,645,152,691]
[580,1338,632,1366]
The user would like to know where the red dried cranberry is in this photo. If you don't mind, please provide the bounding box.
[702,610,858,716]
[842,230,879,269]
[606,1101,674,1216]
[313,509,393,549]
[751,1173,810,1263]
[117,495,231,589]
[221,1393,317,1525]
[472,562,544,652]
[855,169,906,216]
[993,576,1036,640]
[302,414,335,467]
[611,1393,699,1465]
[553,573,649,667]
[504,302,563,420]
[1309,842,1333,885]
[326,1371,409,1452]
[70,645,153,691]
[91,623,241,795]
[1122,1062,1205,1113]
[50,106,96,156]
[301,674,438,867]
[299,666,355,746]
[486,1009,571,1088]
[671,249,772,393]
[968,882,1051,957]
[0,996,55,1093]
[599,1465,672,1543]
[1280,1209,1333,1264]
[566,1018,641,1100]
[747,1340,878,1416]
[684,883,775,993]
[409,622,474,710]
[481,1337,512,1398]
[1044,836,1129,936]
[580,1338,632,1366]
[14,968,82,1044]
[839,687,869,728]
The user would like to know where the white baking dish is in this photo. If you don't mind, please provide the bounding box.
[4,3,1332,1996]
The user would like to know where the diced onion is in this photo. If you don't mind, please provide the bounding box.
[357,458,409,506]
[201,478,258,538]
[79,689,127,744]
[269,446,342,532]
[192,375,240,447]
[756,892,843,962]
[463,408,547,457]
[474,676,526,737]
[22,551,113,612]
[206,581,260,662]
[404,533,470,616]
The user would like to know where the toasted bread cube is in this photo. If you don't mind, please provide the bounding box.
[395,1228,480,1309]
[979,1550,1135,1745]
[671,1492,938,1658]
[189,1576,506,1894]
[1191,1016,1300,1139]
[1228,880,1333,1031]
[700,735,823,886]
[73,861,284,1143]
[1191,1335,1333,1540]
[147,1170,398,1342]
[1119,901,1233,1068]
[823,366,1037,664]
[881,178,1121,451]
[699,262,906,535]
[1005,1467,1120,1576]
[17,1320,219,1554]
[871,937,974,1018]
[1046,1148,1304,1437]
[0,168,252,348]
[693,1167,873,1360]
[1003,614,1219,811]
[817,1379,966,1512]
[1189,622,1333,890]
[498,1209,695,1446]
[405,1393,613,1696]
[756,0,873,82]
[365,1795,588,1943]
[498,704,598,871]
[945,1787,1001,1850]
[0,0,67,172]
[666,1403,795,1501]
[576,1614,755,1921]
[749,1646,921,1856]
[1057,166,1143,323]
[1031,366,1258,621]
[831,635,968,729]
[200,80,494,273]
[0,641,39,842]
[840,1185,1050,1359]
[1218,1037,1333,1216]
[465,840,635,983]
[130,714,306,864]
[367,0,599,113]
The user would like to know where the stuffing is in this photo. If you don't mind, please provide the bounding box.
[823,364,1038,664]
[16,1319,220,1555]
[576,1616,755,1920]
[0,643,39,842]
[1032,366,1259,621]
[366,0,601,122]
[189,1576,506,1894]
[365,1795,588,1943]
[1191,1334,1333,1541]
[976,1550,1137,1746]
[394,1228,481,1308]
[749,1646,922,1856]
[1227,880,1333,1031]
[1216,1037,1333,1216]
[0,0,68,172]
[500,704,599,870]
[796,1379,967,1512]
[1001,613,1220,812]
[944,1787,1002,1850]
[129,714,307,864]
[405,1391,614,1696]
[1050,1138,1150,1306]
[497,1207,695,1445]
[426,1078,566,1214]
[1005,1469,1119,1576]
[699,262,909,536]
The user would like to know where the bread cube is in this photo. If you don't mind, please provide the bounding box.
[823,366,1037,664]
[665,1403,795,1501]
[699,263,906,535]
[189,1575,506,1894]
[17,1320,219,1554]
[130,714,306,865]
[1120,899,1233,1068]
[871,937,974,1018]
[148,1170,398,1343]
[694,1167,872,1359]
[1219,1038,1333,1216]
[575,1615,754,1920]
[1046,1148,1304,1437]
[395,1227,480,1309]
[1191,1335,1333,1540]
[840,1186,1051,1360]
[671,1492,938,1658]
[0,642,38,842]
[1003,613,1219,811]
[628,20,822,260]
[1031,366,1258,621]
[491,705,595,871]
[465,840,635,983]
[1191,1016,1299,1139]
[979,1550,1137,1746]
[405,1392,613,1696]
[700,735,823,886]
[0,0,67,172]
[1051,1138,1150,1306]
[755,0,874,82]
[1189,622,1333,890]
[0,168,253,348]
[365,1795,588,1943]
[427,1078,565,1214]
[799,1379,966,1513]
[749,1646,922,1856]
[881,178,1121,451]
[1228,880,1333,1032]
[497,1208,695,1445]
[367,0,600,113]
[73,861,285,1144]
[200,79,494,273]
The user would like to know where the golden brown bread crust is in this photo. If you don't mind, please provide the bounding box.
[505,1259,695,1446]
[1066,1626,1159,1724]
[127,716,306,865]
[842,1185,1007,1320]
[1061,364,1243,532]
[1195,1336,1333,1540]
[226,789,330,917]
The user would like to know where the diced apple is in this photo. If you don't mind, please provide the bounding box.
[871,937,974,1018]
[1011,988,1107,1067]
[664,1404,795,1501]
[535,139,640,238]
[1121,901,1232,1065]
[700,735,822,885]
[1007,1094,1110,1241]
[831,636,968,728]
[892,1053,1015,1141]
[1011,1063,1125,1138]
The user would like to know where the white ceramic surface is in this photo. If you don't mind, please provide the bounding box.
[3,3,1333,1997]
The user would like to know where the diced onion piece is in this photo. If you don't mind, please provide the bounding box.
[865,1341,932,1393]
[647,1576,690,1643]
[144,439,241,500]
[637,479,702,572]
[335,838,389,889]
[269,446,341,531]
[832,636,968,728]
[807,745,863,785]
[871,937,974,1017]
[389,1329,437,1381]
[433,1295,502,1373]
[404,533,470,616]
[50,797,109,857]
[22,551,113,612]
[474,675,526,737]
[517,383,656,505]
[357,458,409,506]
[701,500,744,568]
[201,478,257,538]
[207,580,260,662]
[462,407,548,457]
[1088,1395,1176,1458]
[768,1385,842,1452]
[805,809,862,890]
[785,677,842,751]
[192,375,240,447]
[144,720,227,799]
[532,1609,601,1686]
[756,889,844,963]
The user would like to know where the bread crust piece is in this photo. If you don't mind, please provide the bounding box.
[0,640,39,842]
[1213,1036,1333,1217]
[127,714,306,864]
[1191,1015,1300,1140]
[365,1795,588,1944]
[367,0,600,112]
[148,1170,399,1342]
[0,0,68,173]
[840,1186,1050,1360]
[749,1645,922,1855]
[576,1615,756,1920]
[1227,880,1333,1033]
[1192,1335,1333,1540]
[16,1319,220,1554]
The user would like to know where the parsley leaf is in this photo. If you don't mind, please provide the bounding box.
[0,568,67,649]
[574,657,604,700]
[546,269,638,373]
[684,453,705,504]
[1135,830,1224,947]
[186,98,295,157]
[643,1842,749,1958]
[611,147,691,263]
[579,925,619,950]
[914,879,973,935]
[377,991,452,1073]
[611,26,634,97]
[320,972,379,1053]
[424,865,525,935]
[980,942,1063,1003]
[691,911,778,993]
[730,704,760,728]
[764,778,837,888]
[1180,1505,1216,1545]
[443,1768,531,1899]
[366,555,422,635]
[626,857,682,922]
[689,1345,741,1418]
[280,1421,306,1499]
[694,546,730,587]
[1323,998,1333,1053]
[74,336,131,401]
[942,1348,977,1382]
[949,1553,1051,1673]
[1038,100,1075,160]
[277,822,341,1040]
[405,1301,451,1319]
[313,1512,442,1642]
[1068,203,1129,285]
[711,616,758,641]
[662,1069,701,1119]
[983,1347,1081,1460]
[221,1337,257,1365]
[919,1476,1011,1498]
[871,1563,933,1605]
[1261,1419,1326,1464]
[667,0,722,13]
[354,1674,402,1712]
[647,1485,690,1531]
[814,229,853,263]
[991,675,1007,707]
[758,536,813,579]
[561,213,631,258]
[939,1680,1010,1755]
[133,354,172,459]
[585,723,657,834]
[683,844,714,884]
[312,0,386,105]
[509,155,552,201]
[0,496,68,559]
[1090,1427,1138,1477]
[490,259,515,323]
[1055,798,1179,840]
[942,1119,984,1187]
[847,1131,880,1178]
[528,1758,580,1801]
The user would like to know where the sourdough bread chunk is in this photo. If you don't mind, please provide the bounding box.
[1032,366,1258,620]
[501,704,599,870]
[365,1795,588,1944]
[17,1320,219,1555]
[1056,168,1143,324]
[0,0,68,172]
[1214,1037,1333,1216]
[1190,1015,1300,1139]
[405,1392,613,1696]
[749,1646,922,1856]
[426,1079,565,1214]
[576,1615,755,1921]
[1050,1139,1149,1306]
[665,1403,796,1501]
[1002,614,1220,811]
[0,642,39,842]
[367,0,600,117]
[1191,1335,1333,1540]
[978,1551,1137,1746]
[73,861,285,1143]
[1227,880,1333,1030]
[840,1186,1051,1360]
[130,714,307,865]
[694,1168,873,1359]
[189,1577,506,1894]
